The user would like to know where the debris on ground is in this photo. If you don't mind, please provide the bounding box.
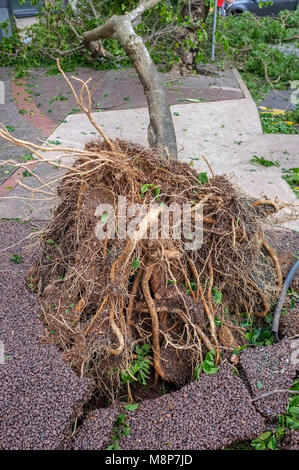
[0,68,289,402]
[20,133,284,401]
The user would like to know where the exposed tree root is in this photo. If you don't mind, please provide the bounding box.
[142,263,169,383]
[262,240,283,291]
[0,71,286,401]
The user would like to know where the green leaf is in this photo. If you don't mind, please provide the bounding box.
[125,403,139,411]
[132,258,140,270]
[5,125,15,132]
[258,431,272,441]
[10,254,24,264]
[22,153,34,162]
[185,98,203,103]
[197,172,208,184]
[212,287,222,304]
[101,212,108,223]
[268,436,277,450]
[140,183,152,195]
[257,381,263,390]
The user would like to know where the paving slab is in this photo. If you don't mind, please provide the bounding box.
[0,345,92,450]
[240,339,297,419]
[118,365,264,450]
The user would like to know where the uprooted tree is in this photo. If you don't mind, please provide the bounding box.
[0,0,288,402]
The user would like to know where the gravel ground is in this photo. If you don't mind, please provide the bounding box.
[0,220,94,450]
[240,339,297,419]
[0,219,43,359]
[70,407,120,450]
[265,229,298,338]
[279,302,299,338]
[0,345,93,450]
[118,365,265,450]
[281,429,299,450]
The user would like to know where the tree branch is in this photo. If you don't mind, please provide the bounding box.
[87,0,99,18]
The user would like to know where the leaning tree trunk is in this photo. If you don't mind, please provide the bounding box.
[82,0,177,159]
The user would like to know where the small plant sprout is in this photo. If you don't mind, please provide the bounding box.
[10,254,24,264]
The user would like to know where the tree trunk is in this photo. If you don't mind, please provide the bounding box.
[177,0,210,72]
[82,1,177,160]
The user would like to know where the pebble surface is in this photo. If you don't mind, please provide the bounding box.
[119,365,265,450]
[240,339,297,418]
[0,345,92,450]
[71,408,120,450]
[0,221,93,450]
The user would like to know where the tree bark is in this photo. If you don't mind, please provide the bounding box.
[82,0,177,160]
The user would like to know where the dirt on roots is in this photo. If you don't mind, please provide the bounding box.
[28,138,283,401]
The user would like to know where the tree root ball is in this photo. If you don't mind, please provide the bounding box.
[30,139,282,400]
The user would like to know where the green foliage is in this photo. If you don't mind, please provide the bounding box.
[251,380,299,450]
[212,286,222,304]
[0,0,187,71]
[185,281,197,294]
[210,11,299,101]
[107,413,131,450]
[125,403,139,411]
[285,106,299,124]
[121,344,151,386]
[197,172,209,184]
[260,113,298,135]
[278,379,299,431]
[195,349,219,379]
[282,168,299,198]
[10,253,24,263]
[131,258,140,270]
[1,2,298,109]
[250,155,280,167]
[251,431,278,450]
[241,313,276,346]
[140,183,161,199]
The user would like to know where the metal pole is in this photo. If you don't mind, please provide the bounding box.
[211,0,218,61]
